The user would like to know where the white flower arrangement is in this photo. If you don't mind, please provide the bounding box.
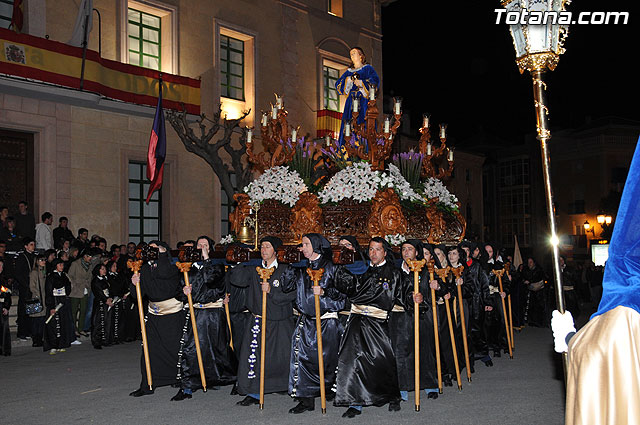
[385,233,406,246]
[244,166,307,207]
[318,162,383,204]
[385,164,424,203]
[422,177,459,210]
[219,234,235,245]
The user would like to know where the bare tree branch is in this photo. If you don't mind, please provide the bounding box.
[166,104,252,202]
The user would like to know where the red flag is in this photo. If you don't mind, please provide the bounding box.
[146,81,166,204]
[10,0,24,33]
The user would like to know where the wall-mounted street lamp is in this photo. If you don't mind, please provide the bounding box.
[597,212,613,226]
[583,220,595,236]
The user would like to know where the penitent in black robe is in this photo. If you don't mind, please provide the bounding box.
[481,261,511,355]
[43,271,74,351]
[228,262,296,396]
[133,252,184,392]
[91,275,113,348]
[282,256,346,399]
[178,260,237,391]
[333,261,404,407]
[396,268,442,392]
[225,269,250,354]
[107,271,128,344]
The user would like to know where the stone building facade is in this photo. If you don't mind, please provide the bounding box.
[0,0,383,246]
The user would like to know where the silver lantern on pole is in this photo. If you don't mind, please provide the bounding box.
[499,0,572,375]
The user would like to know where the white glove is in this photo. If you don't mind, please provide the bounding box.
[551,310,576,353]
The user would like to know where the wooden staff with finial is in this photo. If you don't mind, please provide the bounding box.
[223,266,234,352]
[408,258,426,411]
[426,259,443,394]
[451,265,472,383]
[436,266,462,391]
[306,268,327,414]
[504,262,514,350]
[491,268,513,359]
[127,258,152,391]
[176,261,208,392]
[224,294,234,351]
[256,266,275,410]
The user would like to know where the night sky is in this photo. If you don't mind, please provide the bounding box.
[381,1,639,146]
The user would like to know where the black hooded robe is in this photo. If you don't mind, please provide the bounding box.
[333,260,404,407]
[133,252,185,392]
[43,271,74,351]
[178,260,237,391]
[228,262,296,395]
[283,255,346,399]
[91,274,113,347]
[107,270,128,343]
[400,267,441,393]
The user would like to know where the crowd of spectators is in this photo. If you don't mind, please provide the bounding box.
[505,252,604,330]
[0,202,142,356]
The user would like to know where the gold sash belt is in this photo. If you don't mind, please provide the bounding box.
[194,299,224,309]
[294,310,338,320]
[350,304,388,320]
[391,304,405,313]
[148,298,184,316]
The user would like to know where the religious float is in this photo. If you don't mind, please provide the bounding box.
[227,91,466,249]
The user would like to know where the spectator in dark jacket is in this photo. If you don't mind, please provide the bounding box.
[14,237,36,340]
[53,217,74,250]
[14,201,35,240]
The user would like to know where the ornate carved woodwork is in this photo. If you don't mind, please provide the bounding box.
[290,192,323,242]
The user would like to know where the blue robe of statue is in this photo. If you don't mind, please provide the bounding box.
[335,64,379,147]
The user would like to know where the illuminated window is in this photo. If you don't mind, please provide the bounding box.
[123,1,176,73]
[220,35,245,101]
[323,65,340,112]
[217,24,255,122]
[128,8,161,70]
[328,0,343,17]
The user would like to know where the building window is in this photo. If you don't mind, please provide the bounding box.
[0,0,13,29]
[220,35,245,101]
[497,158,531,247]
[123,1,176,74]
[220,173,237,237]
[218,24,255,122]
[128,8,161,70]
[317,56,348,138]
[328,0,343,17]
[499,158,529,187]
[128,161,161,243]
[500,216,530,248]
[323,65,340,112]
